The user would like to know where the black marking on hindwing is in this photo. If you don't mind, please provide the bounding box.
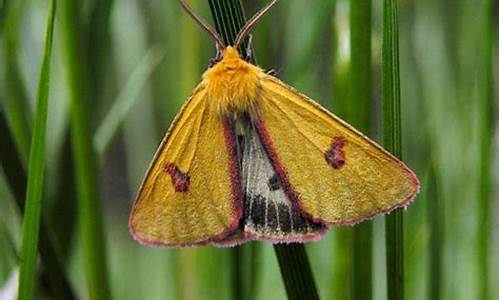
[277,203,291,233]
[244,193,323,236]
[267,174,280,191]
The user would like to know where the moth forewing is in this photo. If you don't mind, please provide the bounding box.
[252,75,420,225]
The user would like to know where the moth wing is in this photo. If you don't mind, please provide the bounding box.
[129,85,242,246]
[256,76,420,225]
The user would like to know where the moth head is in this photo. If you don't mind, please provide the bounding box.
[202,46,263,118]
[177,0,278,118]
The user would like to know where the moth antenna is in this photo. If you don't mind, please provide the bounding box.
[234,0,278,49]
[178,0,225,50]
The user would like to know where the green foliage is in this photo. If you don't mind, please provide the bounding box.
[0,0,497,299]
[94,46,165,158]
[382,0,404,299]
[59,0,111,298]
[349,1,373,299]
[2,0,31,165]
[17,1,56,298]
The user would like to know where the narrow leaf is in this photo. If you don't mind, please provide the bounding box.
[382,0,404,299]
[94,46,165,158]
[18,0,57,298]
[60,0,111,298]
[350,1,373,299]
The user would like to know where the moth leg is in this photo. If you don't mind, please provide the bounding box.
[266,69,279,76]
[244,34,254,63]
[208,42,223,68]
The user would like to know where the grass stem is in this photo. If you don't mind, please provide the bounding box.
[382,0,404,299]
[350,1,373,299]
[60,0,111,298]
[17,0,56,298]
[477,0,495,299]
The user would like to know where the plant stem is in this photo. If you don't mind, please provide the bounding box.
[427,162,442,300]
[208,0,248,51]
[274,244,319,300]
[382,0,404,299]
[17,0,56,298]
[0,106,76,300]
[59,0,111,298]
[477,0,494,299]
[349,1,373,299]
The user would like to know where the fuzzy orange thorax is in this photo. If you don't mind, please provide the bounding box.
[203,46,264,118]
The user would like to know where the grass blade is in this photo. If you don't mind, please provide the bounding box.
[94,46,165,158]
[87,0,115,114]
[2,0,32,165]
[349,1,373,299]
[382,0,404,299]
[60,0,111,298]
[427,161,442,300]
[274,244,319,300]
[477,0,495,299]
[1,3,77,295]
[0,111,76,300]
[17,0,57,298]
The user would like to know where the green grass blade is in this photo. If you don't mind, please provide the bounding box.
[208,0,248,52]
[2,0,32,165]
[382,0,404,299]
[94,46,165,158]
[349,0,372,132]
[349,0,373,299]
[48,133,77,262]
[60,0,111,298]
[0,0,10,30]
[1,3,76,295]
[274,244,320,300]
[86,0,115,114]
[0,111,76,300]
[427,161,442,300]
[477,0,495,298]
[17,0,57,298]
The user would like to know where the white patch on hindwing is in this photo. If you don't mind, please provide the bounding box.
[238,120,325,241]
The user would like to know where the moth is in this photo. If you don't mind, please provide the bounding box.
[129,0,420,247]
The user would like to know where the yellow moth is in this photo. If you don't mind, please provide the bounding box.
[129,0,420,247]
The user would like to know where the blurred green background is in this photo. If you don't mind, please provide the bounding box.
[0,0,498,299]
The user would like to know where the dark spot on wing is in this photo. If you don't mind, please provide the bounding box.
[325,136,346,169]
[165,163,190,192]
[267,174,281,191]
